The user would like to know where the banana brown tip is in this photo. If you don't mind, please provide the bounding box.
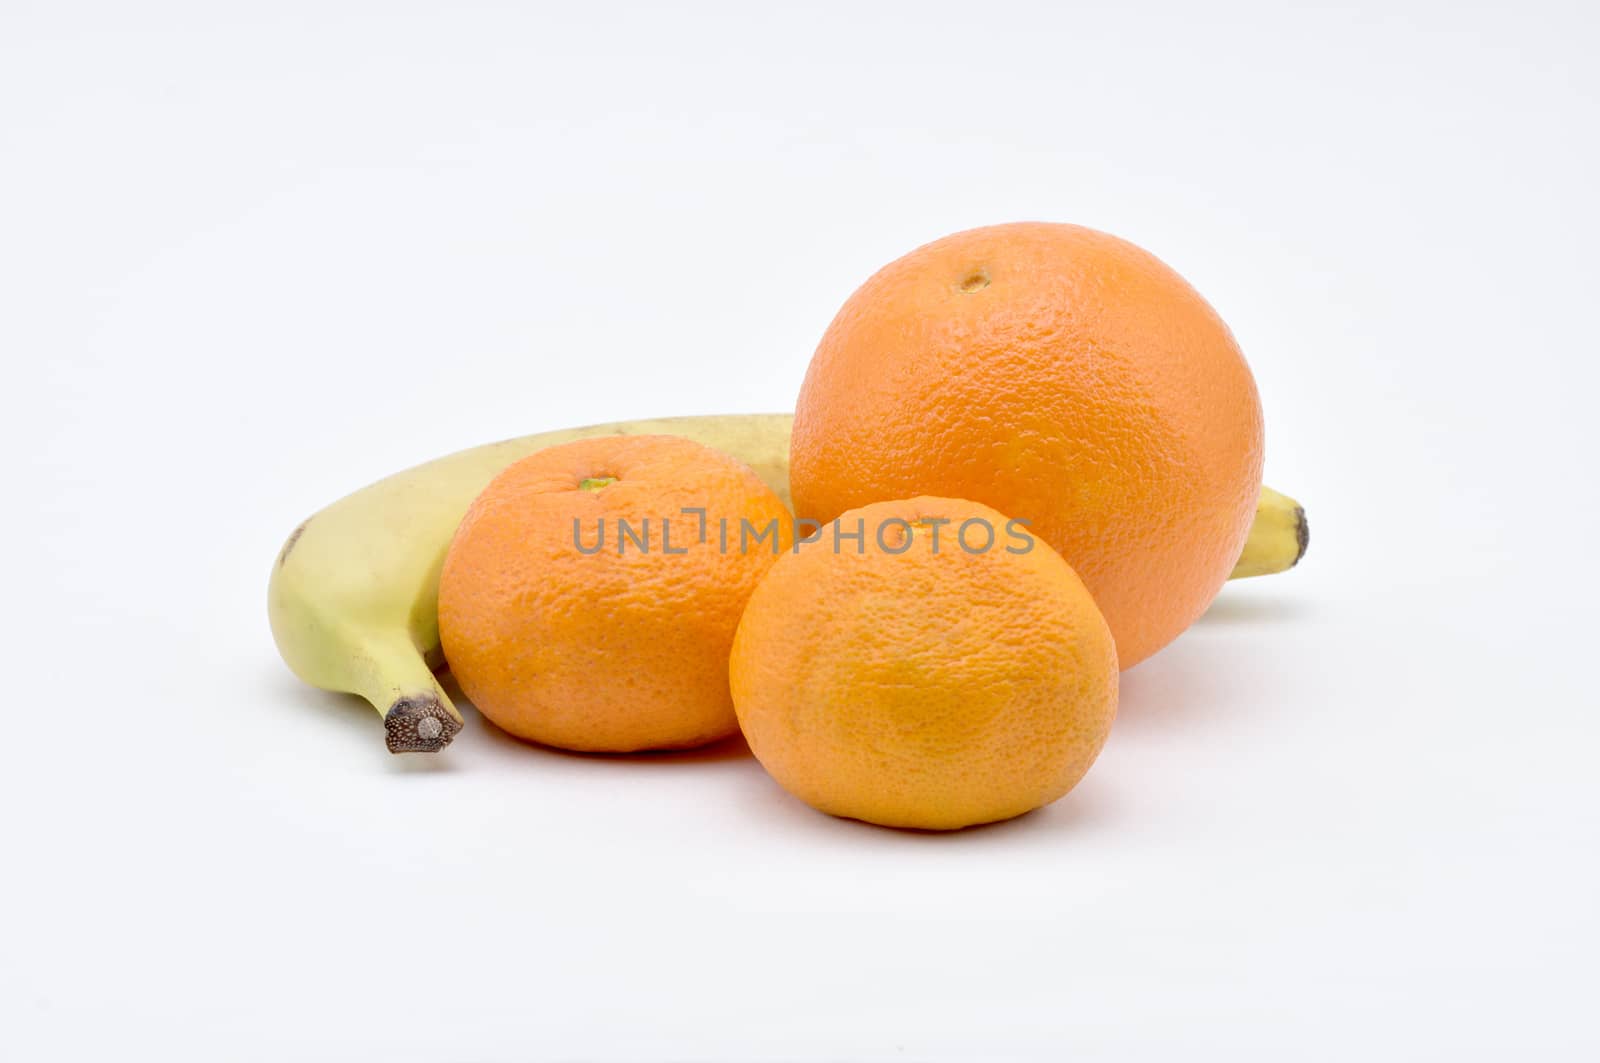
[385,695,463,753]
[1293,506,1310,566]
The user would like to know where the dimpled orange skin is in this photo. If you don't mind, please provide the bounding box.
[790,222,1265,668]
[729,497,1118,831]
[439,434,792,752]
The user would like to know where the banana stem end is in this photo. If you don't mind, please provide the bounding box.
[384,695,463,753]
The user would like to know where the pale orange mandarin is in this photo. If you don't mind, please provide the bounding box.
[730,496,1118,830]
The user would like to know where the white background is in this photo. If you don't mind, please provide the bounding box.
[4,1,1597,1059]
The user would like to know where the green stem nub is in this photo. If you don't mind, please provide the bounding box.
[579,476,617,491]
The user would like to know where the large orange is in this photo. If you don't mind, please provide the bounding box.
[439,434,791,752]
[730,496,1118,830]
[790,222,1264,668]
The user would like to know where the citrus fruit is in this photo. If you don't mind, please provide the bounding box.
[729,496,1118,830]
[790,222,1264,668]
[439,434,792,752]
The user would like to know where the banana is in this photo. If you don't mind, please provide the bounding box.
[1229,485,1309,579]
[268,415,793,753]
[269,413,1306,753]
